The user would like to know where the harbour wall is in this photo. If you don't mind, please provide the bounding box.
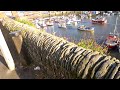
[1,17,120,79]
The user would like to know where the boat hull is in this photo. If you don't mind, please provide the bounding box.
[77,29,94,32]
[77,26,94,32]
[58,24,66,29]
[105,36,119,49]
[106,44,118,49]
[92,19,107,24]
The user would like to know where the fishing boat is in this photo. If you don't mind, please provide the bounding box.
[105,33,119,49]
[77,25,94,32]
[105,16,119,49]
[92,16,107,24]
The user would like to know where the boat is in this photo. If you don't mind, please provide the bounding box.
[58,22,67,29]
[103,13,110,16]
[54,18,59,23]
[105,33,119,49]
[37,19,47,28]
[34,19,41,29]
[106,13,111,16]
[66,20,72,25]
[77,25,94,32]
[46,21,54,26]
[66,20,73,26]
[74,21,78,26]
[105,16,119,49]
[92,16,107,24]
[72,15,77,21]
[39,23,47,28]
[58,19,67,29]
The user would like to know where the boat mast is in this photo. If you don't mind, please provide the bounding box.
[114,16,118,34]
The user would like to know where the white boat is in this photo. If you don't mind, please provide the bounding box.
[66,20,73,26]
[111,13,114,15]
[103,13,110,16]
[54,18,59,23]
[34,19,41,29]
[58,19,67,28]
[77,25,94,32]
[40,23,47,28]
[66,20,71,25]
[106,13,111,16]
[35,23,41,29]
[108,11,112,14]
[74,22,78,26]
[46,21,54,26]
[37,20,47,28]
[72,15,77,21]
[73,19,81,22]
[58,23,66,29]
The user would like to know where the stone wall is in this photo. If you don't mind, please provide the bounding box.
[1,17,120,79]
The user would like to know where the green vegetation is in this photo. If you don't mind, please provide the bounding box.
[15,18,36,27]
[77,39,108,55]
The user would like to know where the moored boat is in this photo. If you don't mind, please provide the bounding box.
[46,21,54,26]
[77,25,94,32]
[105,33,119,49]
[37,19,47,28]
[105,16,119,49]
[58,22,66,29]
[92,16,107,24]
[66,20,72,25]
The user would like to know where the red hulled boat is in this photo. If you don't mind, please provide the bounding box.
[105,16,119,49]
[105,33,119,49]
[92,16,107,24]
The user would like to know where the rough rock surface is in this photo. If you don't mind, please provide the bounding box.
[1,17,120,79]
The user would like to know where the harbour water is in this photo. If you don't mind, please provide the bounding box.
[43,15,120,59]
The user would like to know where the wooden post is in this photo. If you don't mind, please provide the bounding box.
[0,29,15,70]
